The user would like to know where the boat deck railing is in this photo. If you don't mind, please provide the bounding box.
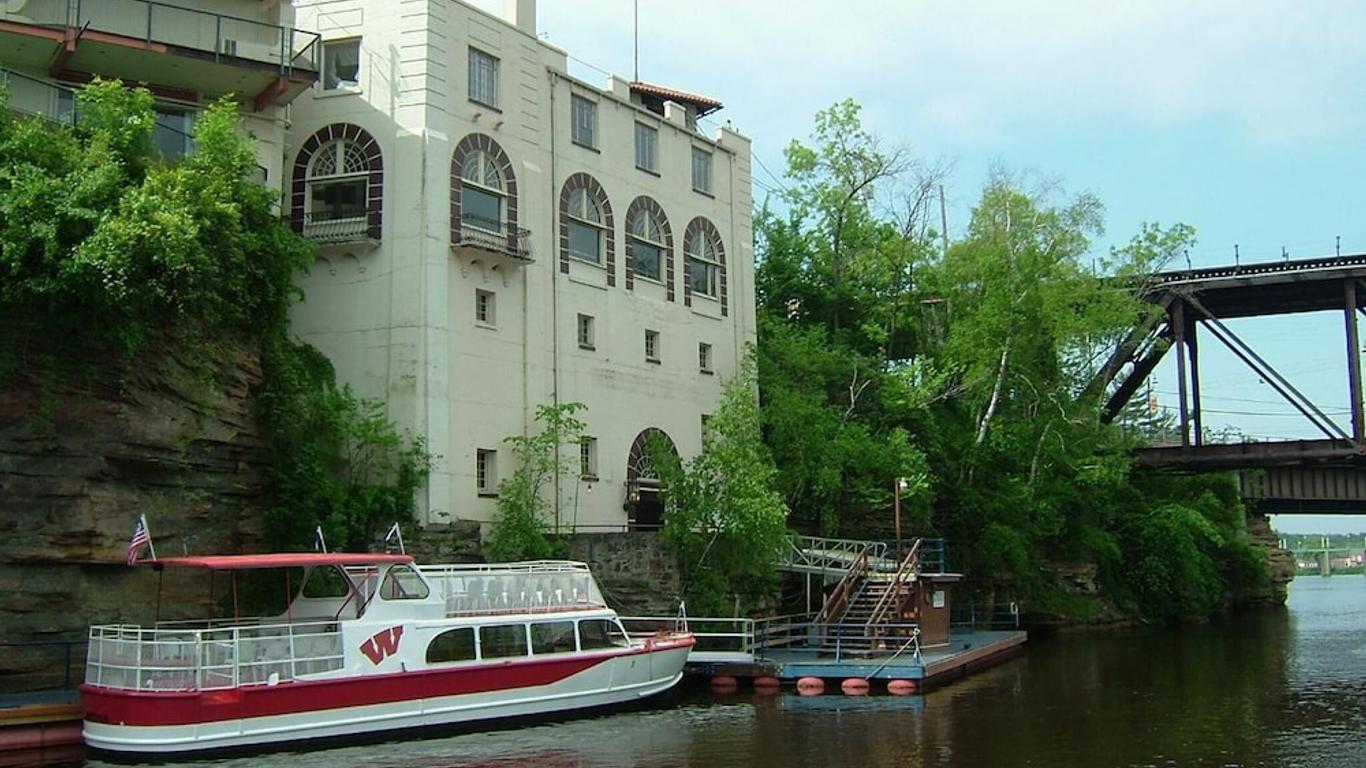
[85,619,343,692]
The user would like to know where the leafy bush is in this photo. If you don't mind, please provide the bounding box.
[483,403,586,562]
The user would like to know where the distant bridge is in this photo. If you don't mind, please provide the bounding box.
[1099,254,1366,512]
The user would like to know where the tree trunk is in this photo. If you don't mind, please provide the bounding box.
[975,340,1011,447]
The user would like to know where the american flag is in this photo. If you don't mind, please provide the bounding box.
[127,515,151,566]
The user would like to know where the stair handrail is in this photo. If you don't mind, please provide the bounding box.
[864,538,921,637]
[813,545,871,626]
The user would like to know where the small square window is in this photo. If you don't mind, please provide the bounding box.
[476,449,497,495]
[579,437,597,479]
[322,39,361,91]
[691,147,713,194]
[475,289,495,326]
[645,330,660,363]
[577,314,595,349]
[571,95,597,149]
[469,48,499,107]
[635,123,658,173]
[698,342,713,373]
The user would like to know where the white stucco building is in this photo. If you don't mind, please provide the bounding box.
[284,0,756,531]
[0,0,756,534]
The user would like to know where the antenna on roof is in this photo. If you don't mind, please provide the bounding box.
[633,0,639,81]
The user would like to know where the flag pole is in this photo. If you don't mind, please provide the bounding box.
[142,513,157,561]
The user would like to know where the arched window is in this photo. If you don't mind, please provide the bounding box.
[451,134,519,251]
[558,173,615,284]
[291,123,383,242]
[683,217,726,313]
[625,197,672,293]
[308,140,369,221]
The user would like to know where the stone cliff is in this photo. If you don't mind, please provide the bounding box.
[0,336,270,686]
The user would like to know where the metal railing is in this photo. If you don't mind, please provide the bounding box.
[622,614,927,665]
[456,214,533,261]
[302,211,374,243]
[5,0,321,74]
[783,535,891,575]
[813,546,870,626]
[950,600,1022,632]
[86,620,343,692]
[0,639,88,698]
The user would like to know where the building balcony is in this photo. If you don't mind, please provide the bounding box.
[454,214,533,263]
[0,0,319,109]
[302,211,377,246]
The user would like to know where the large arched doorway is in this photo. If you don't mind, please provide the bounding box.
[625,428,676,530]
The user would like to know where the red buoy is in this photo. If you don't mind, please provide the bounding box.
[753,676,781,694]
[887,679,919,696]
[796,676,825,696]
[710,675,739,693]
[840,678,870,696]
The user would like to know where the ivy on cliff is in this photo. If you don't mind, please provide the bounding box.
[0,81,428,551]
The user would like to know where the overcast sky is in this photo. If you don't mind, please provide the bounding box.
[512,0,1366,533]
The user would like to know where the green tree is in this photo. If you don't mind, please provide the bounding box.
[484,402,587,561]
[649,354,790,616]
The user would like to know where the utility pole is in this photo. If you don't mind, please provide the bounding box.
[938,184,949,257]
[633,0,639,81]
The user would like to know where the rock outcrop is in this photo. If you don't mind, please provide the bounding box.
[0,336,270,688]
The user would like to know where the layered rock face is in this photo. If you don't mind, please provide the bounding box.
[1242,513,1294,606]
[0,337,270,689]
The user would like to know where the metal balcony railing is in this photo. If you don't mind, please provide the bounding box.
[456,214,533,262]
[5,0,321,74]
[302,211,373,244]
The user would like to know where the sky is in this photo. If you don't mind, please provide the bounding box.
[494,0,1366,533]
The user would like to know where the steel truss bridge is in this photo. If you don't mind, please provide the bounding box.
[1098,253,1366,513]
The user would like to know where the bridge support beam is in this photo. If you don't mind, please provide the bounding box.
[1173,300,1191,448]
[1345,278,1364,444]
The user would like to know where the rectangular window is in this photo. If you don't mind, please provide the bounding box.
[633,241,662,282]
[567,220,602,264]
[634,122,658,172]
[691,147,713,194]
[530,621,577,654]
[322,39,361,90]
[154,107,194,159]
[462,186,503,232]
[475,289,495,325]
[688,258,719,298]
[580,437,597,478]
[309,178,367,221]
[577,314,595,349]
[571,95,597,148]
[578,618,630,650]
[469,48,499,107]
[698,342,713,373]
[476,449,496,495]
[645,330,660,363]
[479,624,528,659]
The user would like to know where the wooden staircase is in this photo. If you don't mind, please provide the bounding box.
[817,540,923,654]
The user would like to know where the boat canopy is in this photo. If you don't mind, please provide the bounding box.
[144,553,415,570]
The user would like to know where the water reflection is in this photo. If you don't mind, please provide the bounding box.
[87,578,1366,768]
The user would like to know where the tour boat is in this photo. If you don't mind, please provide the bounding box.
[80,553,694,756]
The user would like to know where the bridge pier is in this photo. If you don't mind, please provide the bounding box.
[1320,550,1332,577]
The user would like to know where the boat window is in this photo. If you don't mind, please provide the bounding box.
[530,621,577,654]
[479,624,528,659]
[578,618,631,650]
[380,564,431,601]
[301,566,351,599]
[426,627,477,664]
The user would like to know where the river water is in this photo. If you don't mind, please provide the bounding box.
[90,577,1366,768]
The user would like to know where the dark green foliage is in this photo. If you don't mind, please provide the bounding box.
[1,80,428,552]
[259,338,431,552]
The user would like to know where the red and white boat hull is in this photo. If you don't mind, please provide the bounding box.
[83,638,691,754]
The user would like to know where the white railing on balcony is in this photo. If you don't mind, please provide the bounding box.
[417,561,607,617]
[3,0,320,73]
[782,535,893,576]
[85,620,343,692]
